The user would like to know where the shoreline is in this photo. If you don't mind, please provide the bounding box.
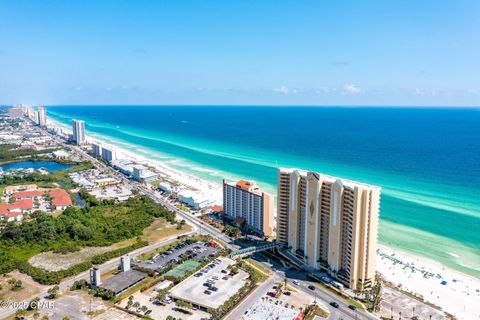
[46,118,480,317]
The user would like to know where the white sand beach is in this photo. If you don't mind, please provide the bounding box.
[49,118,480,319]
[377,245,480,318]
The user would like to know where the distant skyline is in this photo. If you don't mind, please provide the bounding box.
[1,0,479,106]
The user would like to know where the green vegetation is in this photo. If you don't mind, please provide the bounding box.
[0,195,174,284]
[304,304,329,319]
[0,144,59,163]
[223,225,241,238]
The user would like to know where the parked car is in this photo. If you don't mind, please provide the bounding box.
[308,285,315,290]
[204,290,212,295]
[329,302,339,308]
[210,287,218,292]
[348,305,356,310]
[292,280,300,285]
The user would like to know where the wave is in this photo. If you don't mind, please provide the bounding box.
[48,111,480,219]
[447,252,460,259]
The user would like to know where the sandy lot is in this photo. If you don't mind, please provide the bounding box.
[0,271,48,306]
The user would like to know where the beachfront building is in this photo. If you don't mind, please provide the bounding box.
[37,107,47,127]
[223,179,274,237]
[132,165,158,182]
[178,190,212,210]
[72,119,86,145]
[276,168,381,291]
[92,143,102,157]
[101,146,117,162]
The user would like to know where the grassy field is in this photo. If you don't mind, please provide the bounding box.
[245,258,271,276]
[141,218,192,244]
[27,218,190,272]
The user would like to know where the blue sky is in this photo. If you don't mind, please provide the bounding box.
[1,0,479,106]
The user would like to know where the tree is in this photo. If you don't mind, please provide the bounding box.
[133,301,140,309]
[156,288,168,301]
[166,316,174,320]
[62,316,71,320]
[14,309,26,320]
[33,312,40,320]
[141,305,148,313]
[47,285,60,299]
[370,274,383,312]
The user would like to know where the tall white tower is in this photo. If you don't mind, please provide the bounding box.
[72,119,86,145]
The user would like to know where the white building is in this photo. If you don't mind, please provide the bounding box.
[101,146,117,162]
[38,107,47,127]
[111,159,135,176]
[158,182,172,194]
[178,190,211,210]
[92,143,102,157]
[223,180,274,237]
[132,165,158,182]
[72,119,86,145]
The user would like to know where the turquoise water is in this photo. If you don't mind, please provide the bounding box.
[46,106,480,277]
[0,161,74,172]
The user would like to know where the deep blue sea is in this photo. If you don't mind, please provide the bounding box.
[47,106,480,277]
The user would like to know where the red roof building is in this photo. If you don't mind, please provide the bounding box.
[49,189,72,208]
[211,205,224,214]
[12,190,43,200]
[0,199,33,221]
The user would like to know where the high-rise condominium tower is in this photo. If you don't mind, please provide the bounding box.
[72,119,86,145]
[37,107,47,127]
[277,168,380,290]
[223,179,274,237]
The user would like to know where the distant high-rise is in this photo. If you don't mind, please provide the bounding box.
[37,107,47,127]
[33,111,40,124]
[92,143,102,157]
[223,179,274,237]
[277,168,380,291]
[72,119,86,145]
[8,107,23,118]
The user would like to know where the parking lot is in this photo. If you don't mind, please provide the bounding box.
[136,241,219,271]
[170,257,249,310]
[123,289,210,320]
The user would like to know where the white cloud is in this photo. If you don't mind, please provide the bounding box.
[273,85,290,94]
[342,84,361,94]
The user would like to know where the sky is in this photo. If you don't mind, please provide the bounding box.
[0,0,479,106]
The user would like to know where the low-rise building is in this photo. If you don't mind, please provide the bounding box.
[158,182,172,194]
[0,199,33,222]
[178,190,212,210]
[4,184,37,196]
[49,189,73,210]
[132,165,158,182]
[12,190,44,200]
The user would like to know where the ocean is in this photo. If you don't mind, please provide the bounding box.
[46,106,480,277]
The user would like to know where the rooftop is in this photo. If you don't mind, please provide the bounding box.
[169,257,248,309]
[49,189,72,207]
[279,167,381,191]
[12,190,43,199]
[101,269,147,295]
